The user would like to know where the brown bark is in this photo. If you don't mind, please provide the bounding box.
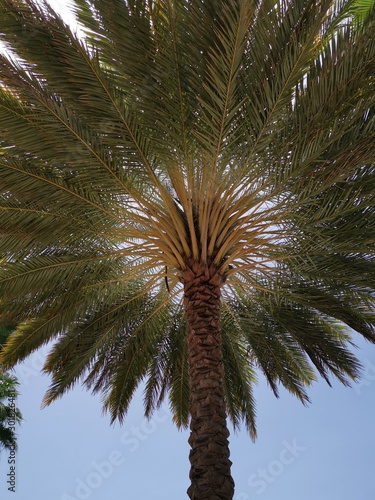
[183,260,234,500]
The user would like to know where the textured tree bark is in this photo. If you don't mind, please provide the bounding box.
[183,260,234,500]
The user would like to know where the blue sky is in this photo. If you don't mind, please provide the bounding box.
[0,334,374,500]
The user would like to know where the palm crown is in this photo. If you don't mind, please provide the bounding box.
[0,0,374,497]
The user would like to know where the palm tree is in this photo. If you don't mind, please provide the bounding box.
[0,326,22,454]
[0,0,374,497]
[0,375,22,454]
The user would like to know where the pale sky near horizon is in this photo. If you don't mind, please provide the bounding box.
[0,1,375,499]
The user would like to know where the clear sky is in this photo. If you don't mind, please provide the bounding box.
[0,1,375,499]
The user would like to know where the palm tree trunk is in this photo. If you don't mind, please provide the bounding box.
[183,260,234,500]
